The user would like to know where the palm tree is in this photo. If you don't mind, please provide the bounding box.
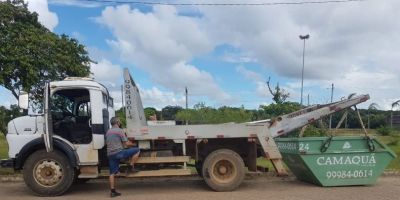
[367,103,378,129]
[391,100,400,128]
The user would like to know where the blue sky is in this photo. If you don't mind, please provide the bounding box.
[2,0,400,110]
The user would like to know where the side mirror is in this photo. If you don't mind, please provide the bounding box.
[18,92,29,110]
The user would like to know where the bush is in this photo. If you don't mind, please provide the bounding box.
[376,126,392,136]
[303,125,327,137]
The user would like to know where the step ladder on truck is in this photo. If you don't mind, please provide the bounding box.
[1,68,373,196]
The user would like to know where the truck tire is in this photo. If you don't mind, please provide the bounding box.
[23,149,75,196]
[202,149,245,191]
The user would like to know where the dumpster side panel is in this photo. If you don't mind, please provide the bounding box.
[304,152,393,186]
[276,137,396,187]
[280,153,321,185]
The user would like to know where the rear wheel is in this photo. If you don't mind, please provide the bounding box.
[23,150,75,196]
[202,149,245,191]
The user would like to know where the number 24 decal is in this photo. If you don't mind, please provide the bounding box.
[299,143,309,151]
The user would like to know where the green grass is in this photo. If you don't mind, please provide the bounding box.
[257,157,276,170]
[0,133,14,175]
[376,134,400,169]
[386,145,400,169]
[0,133,8,159]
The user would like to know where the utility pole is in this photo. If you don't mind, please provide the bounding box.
[329,83,334,129]
[185,86,188,125]
[299,34,310,105]
[307,94,310,106]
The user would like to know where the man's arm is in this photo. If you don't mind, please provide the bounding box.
[124,140,136,148]
[119,130,136,148]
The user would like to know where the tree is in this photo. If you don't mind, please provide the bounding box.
[161,106,183,120]
[367,103,378,129]
[144,107,157,120]
[266,77,289,104]
[259,102,301,118]
[115,107,126,128]
[391,100,400,128]
[0,104,22,134]
[0,0,91,106]
[175,104,252,124]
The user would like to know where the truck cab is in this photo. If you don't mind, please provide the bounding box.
[3,77,115,195]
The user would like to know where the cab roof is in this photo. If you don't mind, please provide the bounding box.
[50,77,109,94]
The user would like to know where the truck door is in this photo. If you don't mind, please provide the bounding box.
[43,82,54,152]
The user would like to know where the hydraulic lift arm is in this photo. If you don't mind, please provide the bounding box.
[252,94,370,175]
[264,94,369,138]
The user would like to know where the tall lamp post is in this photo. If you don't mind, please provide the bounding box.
[329,83,334,129]
[299,34,310,106]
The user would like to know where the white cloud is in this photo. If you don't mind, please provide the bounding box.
[140,86,185,110]
[197,1,400,108]
[236,66,302,104]
[222,51,258,64]
[90,59,188,110]
[236,66,270,98]
[97,5,231,102]
[111,85,187,110]
[86,46,119,63]
[94,1,400,109]
[91,59,122,87]
[26,0,58,31]
[99,5,212,66]
[236,66,263,82]
[332,68,400,110]
[90,59,124,109]
[255,81,269,98]
[235,66,271,99]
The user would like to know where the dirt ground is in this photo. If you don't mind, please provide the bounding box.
[0,176,399,200]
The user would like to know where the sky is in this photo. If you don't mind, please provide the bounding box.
[1,0,400,110]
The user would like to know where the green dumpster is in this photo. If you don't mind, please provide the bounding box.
[275,136,396,186]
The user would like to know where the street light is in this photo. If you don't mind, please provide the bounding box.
[299,34,310,106]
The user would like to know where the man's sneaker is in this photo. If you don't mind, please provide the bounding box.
[110,191,121,198]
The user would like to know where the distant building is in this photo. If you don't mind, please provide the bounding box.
[392,113,400,128]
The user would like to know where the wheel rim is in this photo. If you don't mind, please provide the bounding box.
[33,159,64,187]
[210,159,237,184]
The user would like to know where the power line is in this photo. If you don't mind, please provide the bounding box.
[79,0,370,6]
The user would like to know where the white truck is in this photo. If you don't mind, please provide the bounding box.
[0,68,370,196]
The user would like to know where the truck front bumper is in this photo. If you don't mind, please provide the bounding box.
[0,158,14,168]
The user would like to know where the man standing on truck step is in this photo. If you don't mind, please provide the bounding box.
[106,117,140,197]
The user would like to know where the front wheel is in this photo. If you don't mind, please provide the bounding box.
[23,150,75,196]
[202,149,245,191]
